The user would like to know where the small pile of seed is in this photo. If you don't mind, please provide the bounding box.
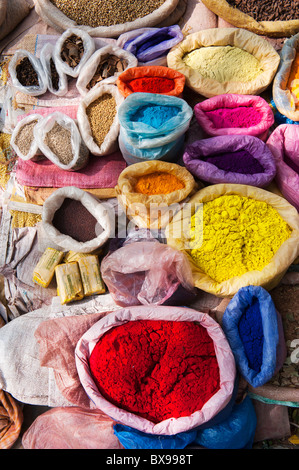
[60,34,84,68]
[87,55,127,90]
[44,122,74,164]
[50,0,166,28]
[50,58,60,90]
[14,120,38,156]
[226,0,298,22]
[16,57,39,87]
[86,93,117,148]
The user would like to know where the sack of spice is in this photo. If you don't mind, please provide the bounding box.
[183,134,277,188]
[41,186,112,253]
[40,43,68,97]
[101,239,196,307]
[77,83,124,156]
[75,305,236,435]
[266,124,299,211]
[221,286,287,388]
[272,33,299,123]
[165,183,299,297]
[8,49,48,96]
[116,65,185,98]
[76,45,138,96]
[115,160,197,229]
[34,0,180,38]
[200,0,299,38]
[10,114,43,161]
[53,28,95,78]
[194,94,274,141]
[167,28,280,98]
[116,25,184,66]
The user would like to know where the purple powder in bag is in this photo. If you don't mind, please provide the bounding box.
[204,149,265,174]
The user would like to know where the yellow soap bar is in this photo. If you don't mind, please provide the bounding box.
[55,262,84,304]
[63,248,103,263]
[77,255,106,297]
[33,247,64,288]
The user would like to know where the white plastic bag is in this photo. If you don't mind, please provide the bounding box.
[77,83,124,156]
[33,112,89,171]
[8,49,47,96]
[76,45,138,96]
[53,28,95,78]
[10,114,43,161]
[40,43,68,96]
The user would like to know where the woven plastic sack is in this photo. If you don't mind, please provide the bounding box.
[10,113,43,161]
[266,124,299,211]
[77,83,124,156]
[194,94,274,141]
[167,28,280,98]
[221,286,284,388]
[272,33,299,123]
[40,43,68,96]
[75,305,236,436]
[33,0,179,38]
[200,0,299,38]
[165,184,299,297]
[183,134,276,187]
[76,45,138,96]
[8,49,48,96]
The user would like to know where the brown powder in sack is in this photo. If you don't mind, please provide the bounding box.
[14,120,38,156]
[86,93,117,149]
[44,122,73,165]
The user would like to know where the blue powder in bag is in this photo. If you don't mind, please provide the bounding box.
[238,298,264,372]
[131,105,180,129]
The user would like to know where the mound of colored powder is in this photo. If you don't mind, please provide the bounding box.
[238,298,264,372]
[203,149,265,174]
[183,46,263,83]
[205,106,262,128]
[189,195,292,283]
[128,77,175,94]
[89,319,220,424]
[131,104,180,129]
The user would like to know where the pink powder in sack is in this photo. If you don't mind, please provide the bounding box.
[205,106,262,129]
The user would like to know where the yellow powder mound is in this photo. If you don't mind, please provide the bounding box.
[189,195,292,283]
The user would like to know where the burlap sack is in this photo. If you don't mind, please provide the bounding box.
[0,0,32,41]
[33,0,180,38]
[201,0,299,38]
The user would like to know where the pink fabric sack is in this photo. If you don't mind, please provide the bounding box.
[194,94,274,142]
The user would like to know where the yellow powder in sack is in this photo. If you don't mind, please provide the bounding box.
[183,46,264,83]
[189,195,292,283]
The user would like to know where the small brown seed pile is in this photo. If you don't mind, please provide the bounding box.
[50,58,60,90]
[15,120,38,155]
[87,55,128,90]
[16,57,39,87]
[44,122,74,164]
[60,34,84,68]
[50,0,166,28]
[86,93,117,148]
[227,0,298,22]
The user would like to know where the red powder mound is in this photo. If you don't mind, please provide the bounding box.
[89,319,220,423]
[128,77,175,94]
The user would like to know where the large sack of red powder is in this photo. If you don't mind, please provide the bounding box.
[75,305,236,436]
[183,134,276,187]
[266,124,299,212]
[194,94,274,142]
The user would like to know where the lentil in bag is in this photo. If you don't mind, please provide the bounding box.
[11,114,43,161]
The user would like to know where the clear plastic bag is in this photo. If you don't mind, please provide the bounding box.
[40,43,68,96]
[10,113,43,161]
[8,49,48,96]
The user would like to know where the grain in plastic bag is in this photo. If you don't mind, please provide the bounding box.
[8,49,48,96]
[10,113,43,161]
[76,45,138,96]
[75,305,236,436]
[40,43,68,96]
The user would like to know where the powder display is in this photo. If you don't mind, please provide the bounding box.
[44,122,73,164]
[134,171,185,195]
[203,150,265,175]
[183,46,264,83]
[128,77,175,94]
[226,0,298,22]
[131,104,180,129]
[86,93,117,148]
[205,106,262,129]
[89,319,220,423]
[16,57,39,87]
[238,298,264,372]
[52,198,98,242]
[50,0,166,28]
[189,195,292,283]
[14,120,38,156]
[287,51,299,110]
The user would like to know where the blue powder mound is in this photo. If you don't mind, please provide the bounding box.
[238,298,264,372]
[131,104,180,129]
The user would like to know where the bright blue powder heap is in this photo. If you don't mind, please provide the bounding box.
[131,105,180,129]
[238,298,264,372]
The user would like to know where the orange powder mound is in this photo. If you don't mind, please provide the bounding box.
[287,51,299,109]
[134,171,185,195]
